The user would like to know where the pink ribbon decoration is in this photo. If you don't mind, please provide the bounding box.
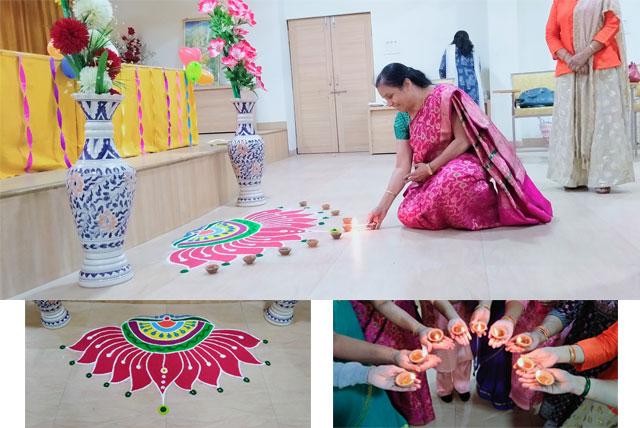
[175,71,184,147]
[18,56,34,172]
[49,57,72,168]
[163,70,172,148]
[135,67,145,153]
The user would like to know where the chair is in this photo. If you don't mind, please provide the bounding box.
[493,71,556,144]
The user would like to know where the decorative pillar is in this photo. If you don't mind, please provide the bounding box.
[264,300,297,326]
[34,300,71,329]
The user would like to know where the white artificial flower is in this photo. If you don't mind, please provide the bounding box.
[79,66,113,94]
[73,0,114,30]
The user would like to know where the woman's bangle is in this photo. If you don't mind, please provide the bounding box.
[384,189,396,197]
[501,315,516,325]
[425,162,434,176]
[475,303,490,312]
[535,325,551,341]
[578,376,591,399]
[568,345,576,364]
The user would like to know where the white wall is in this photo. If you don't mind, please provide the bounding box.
[113,0,639,150]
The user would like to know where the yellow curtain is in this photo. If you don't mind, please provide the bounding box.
[0,0,62,54]
[0,50,199,179]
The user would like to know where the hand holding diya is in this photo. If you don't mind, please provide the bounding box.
[426,328,445,344]
[488,318,515,348]
[394,371,416,387]
[448,319,472,346]
[535,369,555,386]
[470,321,488,336]
[515,356,537,372]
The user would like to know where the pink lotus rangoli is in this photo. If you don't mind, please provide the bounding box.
[169,208,318,271]
[64,314,268,415]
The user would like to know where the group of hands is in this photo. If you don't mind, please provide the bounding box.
[369,308,583,395]
[367,162,433,230]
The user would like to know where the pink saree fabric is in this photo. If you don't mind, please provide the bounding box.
[350,301,435,426]
[398,84,553,230]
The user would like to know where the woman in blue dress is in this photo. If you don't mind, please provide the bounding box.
[439,30,485,111]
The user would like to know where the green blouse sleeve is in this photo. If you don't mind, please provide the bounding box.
[394,112,410,140]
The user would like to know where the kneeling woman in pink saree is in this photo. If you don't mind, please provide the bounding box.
[368,63,553,231]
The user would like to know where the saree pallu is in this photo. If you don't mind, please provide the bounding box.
[333,300,407,428]
[351,301,435,426]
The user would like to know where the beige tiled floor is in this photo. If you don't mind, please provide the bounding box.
[25,301,310,428]
[18,152,640,300]
[423,369,545,428]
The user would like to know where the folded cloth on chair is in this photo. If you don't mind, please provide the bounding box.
[516,88,554,107]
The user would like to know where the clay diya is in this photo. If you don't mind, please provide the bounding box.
[205,264,219,274]
[243,255,256,265]
[451,323,467,336]
[278,247,292,256]
[330,227,342,240]
[490,325,508,340]
[516,356,536,372]
[331,209,340,216]
[409,349,427,364]
[535,369,555,386]
[515,334,533,348]
[299,200,307,207]
[342,217,353,225]
[427,328,444,343]
[306,239,319,248]
[343,224,352,232]
[321,203,331,210]
[471,321,487,335]
[394,371,416,387]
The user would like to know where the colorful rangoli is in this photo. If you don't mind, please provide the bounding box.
[64,314,268,415]
[169,208,319,271]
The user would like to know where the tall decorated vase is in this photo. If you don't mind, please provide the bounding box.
[227,98,266,207]
[65,93,136,287]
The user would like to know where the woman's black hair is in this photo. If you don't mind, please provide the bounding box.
[452,30,474,57]
[375,63,432,89]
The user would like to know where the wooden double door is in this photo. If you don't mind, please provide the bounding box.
[288,13,374,153]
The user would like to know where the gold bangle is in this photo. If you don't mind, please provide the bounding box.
[568,345,576,364]
[501,315,516,325]
[385,190,395,196]
[536,325,550,341]
[425,162,434,176]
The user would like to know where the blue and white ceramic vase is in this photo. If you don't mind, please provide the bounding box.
[264,300,298,326]
[65,93,136,287]
[228,99,266,207]
[34,300,71,329]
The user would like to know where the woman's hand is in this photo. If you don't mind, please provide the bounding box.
[517,368,585,396]
[470,306,491,337]
[447,318,472,346]
[567,50,591,72]
[404,163,433,183]
[514,347,560,377]
[367,205,389,230]
[367,364,422,392]
[393,349,442,372]
[416,326,455,350]
[488,318,515,348]
[505,332,537,353]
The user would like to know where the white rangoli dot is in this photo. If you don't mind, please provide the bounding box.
[136,365,141,369]
[206,362,211,367]
[161,380,165,384]
[232,346,237,350]
[220,354,226,358]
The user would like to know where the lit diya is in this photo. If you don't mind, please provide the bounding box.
[490,325,508,340]
[394,371,416,387]
[322,203,331,210]
[243,255,256,265]
[409,349,427,364]
[306,239,319,248]
[471,321,487,334]
[205,263,219,274]
[343,224,352,232]
[516,356,536,372]
[330,227,342,240]
[342,217,353,225]
[278,247,292,256]
[427,328,444,343]
[535,369,555,386]
[451,323,467,336]
[515,334,533,348]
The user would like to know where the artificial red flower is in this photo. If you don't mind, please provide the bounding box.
[127,27,135,36]
[50,18,90,55]
[91,48,122,80]
[108,88,121,95]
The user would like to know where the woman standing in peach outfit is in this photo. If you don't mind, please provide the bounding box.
[545,0,634,193]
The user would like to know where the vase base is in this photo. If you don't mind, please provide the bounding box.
[237,197,267,207]
[264,310,293,326]
[78,263,134,288]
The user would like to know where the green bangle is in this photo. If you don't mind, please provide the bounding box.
[578,376,591,399]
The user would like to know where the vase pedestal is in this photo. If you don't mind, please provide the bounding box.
[264,300,297,326]
[34,300,71,329]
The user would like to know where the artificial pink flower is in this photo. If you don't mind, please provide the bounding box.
[207,38,225,58]
[244,61,261,77]
[228,43,248,62]
[233,27,249,37]
[256,75,266,91]
[221,56,238,68]
[228,0,256,25]
[237,40,256,60]
[198,0,218,14]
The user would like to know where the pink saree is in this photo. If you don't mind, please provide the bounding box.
[398,84,553,230]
